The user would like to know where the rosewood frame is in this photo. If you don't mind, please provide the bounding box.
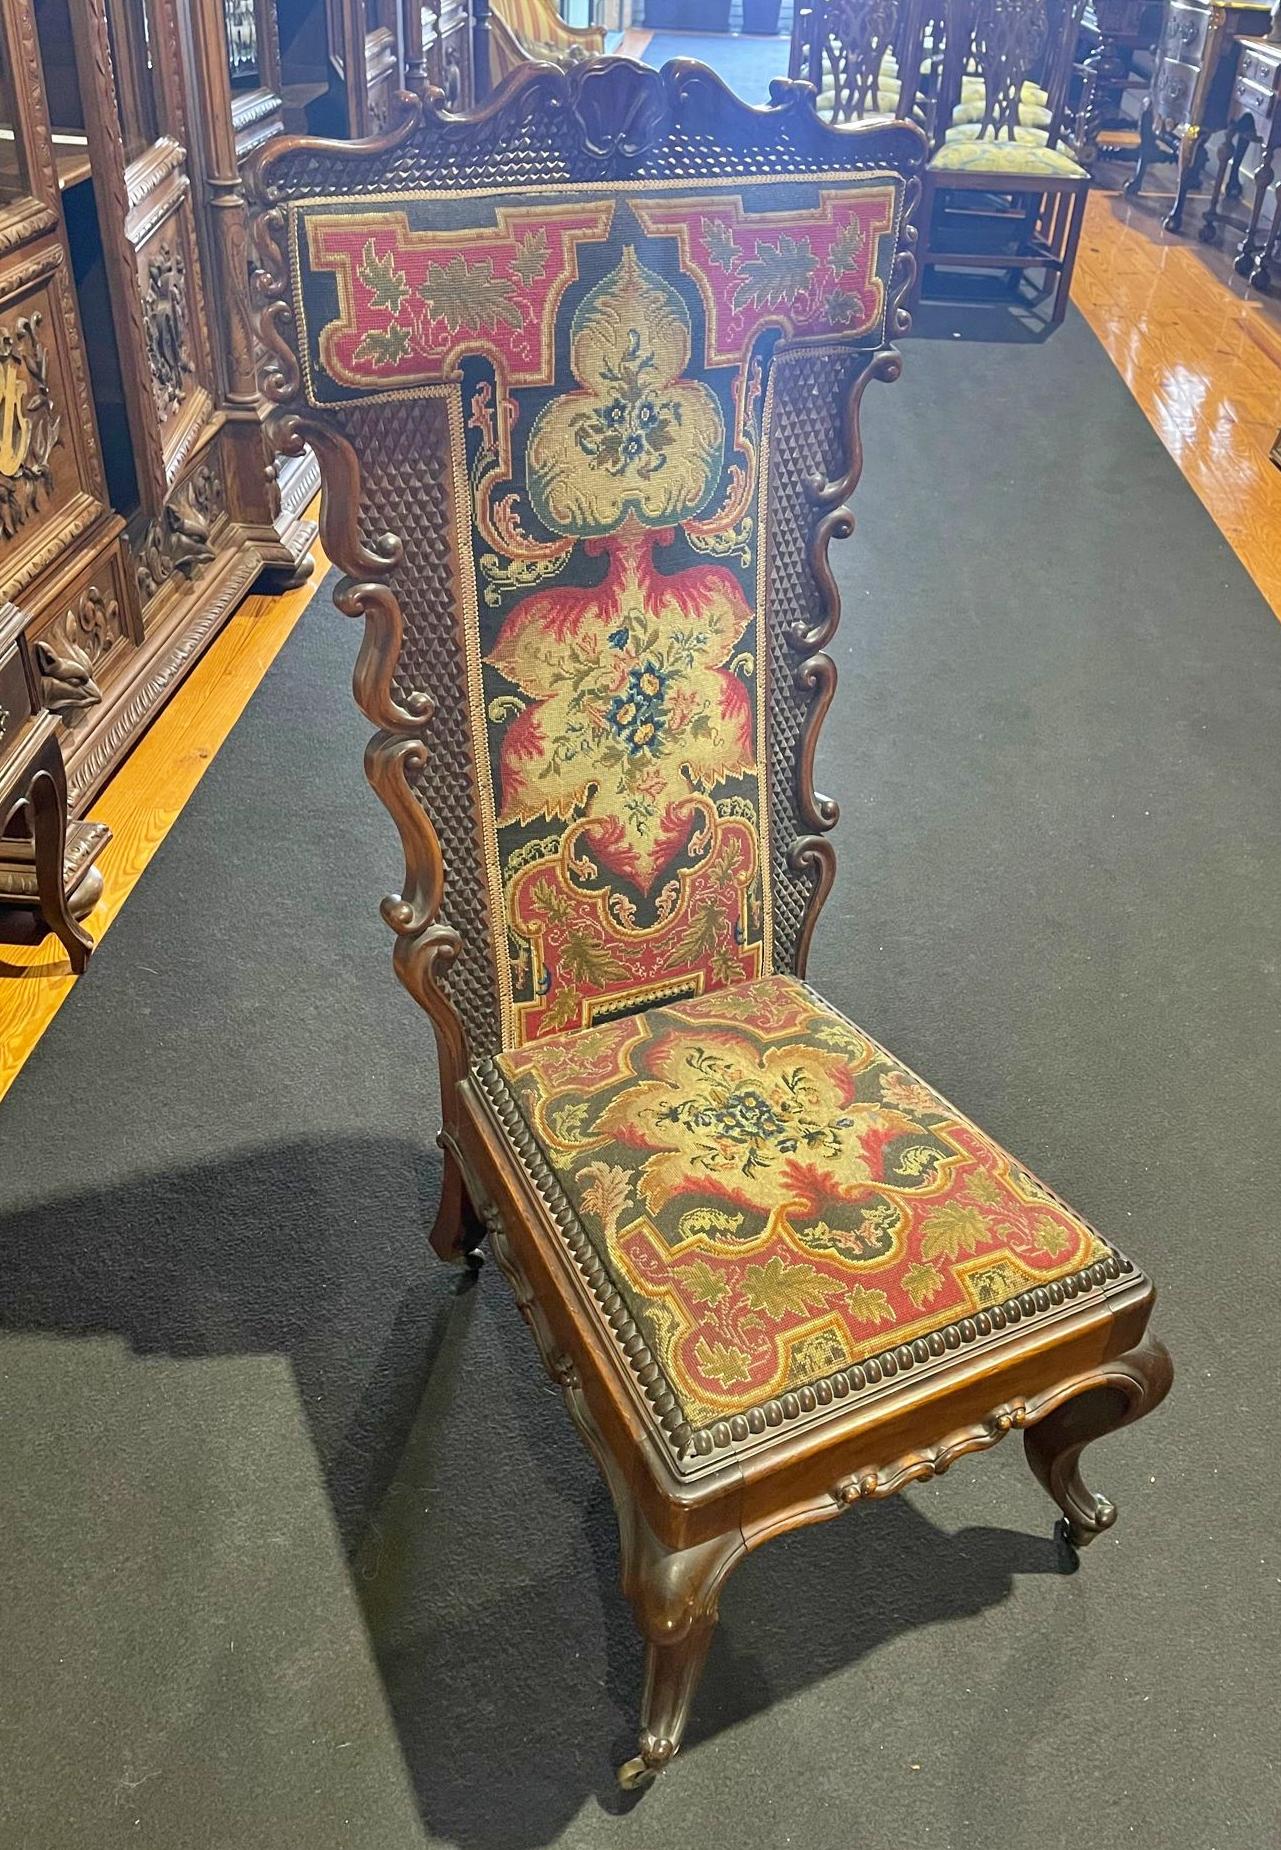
[248,60,1172,1787]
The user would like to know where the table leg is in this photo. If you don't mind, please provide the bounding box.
[1200,113,1253,243]
[1123,94,1157,198]
[1236,139,1277,277]
[1249,169,1281,291]
[1164,122,1205,233]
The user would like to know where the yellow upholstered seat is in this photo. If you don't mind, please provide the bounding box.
[951,98,1053,130]
[946,121,1051,147]
[482,973,1111,1432]
[929,137,1087,179]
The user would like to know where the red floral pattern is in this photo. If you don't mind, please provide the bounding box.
[496,975,1110,1423]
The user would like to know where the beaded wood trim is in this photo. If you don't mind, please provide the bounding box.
[470,1037,1139,1474]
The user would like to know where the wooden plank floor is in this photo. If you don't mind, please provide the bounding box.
[0,531,328,1103]
[1073,183,1281,612]
[3,166,1279,1090]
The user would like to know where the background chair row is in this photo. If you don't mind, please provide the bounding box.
[791,0,1090,323]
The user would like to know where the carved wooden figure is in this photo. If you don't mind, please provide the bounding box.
[248,59,1172,1787]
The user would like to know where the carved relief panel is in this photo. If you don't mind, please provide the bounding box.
[0,2,113,610]
[67,0,219,514]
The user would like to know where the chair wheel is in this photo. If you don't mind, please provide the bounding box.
[618,1755,659,1791]
[1054,1516,1082,1573]
[1197,221,1218,245]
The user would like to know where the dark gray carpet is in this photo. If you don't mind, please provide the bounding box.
[2,304,1279,1850]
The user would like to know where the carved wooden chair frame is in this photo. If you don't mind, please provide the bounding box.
[248,59,1170,1789]
[917,0,1091,324]
[790,0,932,124]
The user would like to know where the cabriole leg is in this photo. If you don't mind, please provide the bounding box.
[1023,1331,1173,1567]
[616,1514,746,1790]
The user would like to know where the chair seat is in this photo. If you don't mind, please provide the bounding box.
[950,100,1053,131]
[475,974,1126,1460]
[0,818,111,904]
[946,121,1051,147]
[930,138,1087,180]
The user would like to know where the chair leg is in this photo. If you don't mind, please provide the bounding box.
[28,765,95,974]
[1051,188,1088,327]
[616,1512,747,1789]
[1023,1331,1173,1566]
[428,1142,487,1264]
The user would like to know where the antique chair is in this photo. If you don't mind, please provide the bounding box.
[0,718,111,974]
[789,0,931,123]
[488,0,606,87]
[917,0,1091,322]
[249,58,1171,1787]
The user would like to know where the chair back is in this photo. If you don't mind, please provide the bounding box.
[795,0,930,122]
[934,0,1084,143]
[487,0,607,88]
[249,61,924,1087]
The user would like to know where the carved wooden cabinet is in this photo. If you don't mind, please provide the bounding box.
[405,0,475,110]
[1124,0,1272,229]
[0,0,325,821]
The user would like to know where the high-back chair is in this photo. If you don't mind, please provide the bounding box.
[790,0,931,124]
[487,0,606,91]
[918,0,1090,322]
[249,58,1170,1787]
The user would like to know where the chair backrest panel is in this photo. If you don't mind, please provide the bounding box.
[810,0,928,123]
[252,62,923,1065]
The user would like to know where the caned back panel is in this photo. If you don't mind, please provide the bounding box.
[254,62,922,1058]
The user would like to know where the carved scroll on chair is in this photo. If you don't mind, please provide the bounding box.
[248,58,1171,1788]
[0,723,111,973]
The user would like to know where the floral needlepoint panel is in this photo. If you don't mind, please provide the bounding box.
[290,176,906,1045]
[492,974,1110,1427]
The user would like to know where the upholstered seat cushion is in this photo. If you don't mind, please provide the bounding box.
[946,121,1051,147]
[950,100,1053,130]
[929,138,1087,179]
[477,974,1114,1448]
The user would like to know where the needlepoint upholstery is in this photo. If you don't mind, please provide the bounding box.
[929,139,1087,177]
[486,973,1109,1428]
[290,175,907,1046]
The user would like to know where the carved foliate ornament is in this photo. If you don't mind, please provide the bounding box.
[0,315,62,540]
[134,465,222,603]
[143,242,195,419]
[34,583,121,720]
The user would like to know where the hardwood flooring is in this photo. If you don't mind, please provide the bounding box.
[0,535,328,1103]
[1072,178,1281,613]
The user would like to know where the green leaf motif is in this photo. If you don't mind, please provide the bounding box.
[921,1203,990,1263]
[902,1260,943,1309]
[826,289,861,328]
[512,228,550,287]
[358,241,409,315]
[352,323,413,367]
[702,217,739,272]
[742,1255,834,1321]
[419,256,522,333]
[830,219,866,273]
[681,1259,729,1307]
[843,1284,895,1325]
[732,235,818,313]
[695,1336,754,1389]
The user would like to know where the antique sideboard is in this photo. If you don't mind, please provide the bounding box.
[0,0,485,827]
[1123,0,1272,230]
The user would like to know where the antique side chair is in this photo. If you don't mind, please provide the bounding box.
[249,60,1172,1788]
[917,0,1091,323]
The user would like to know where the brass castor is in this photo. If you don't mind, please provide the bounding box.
[617,1755,660,1791]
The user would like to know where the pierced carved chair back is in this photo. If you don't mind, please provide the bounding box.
[249,62,924,1103]
[810,0,929,122]
[934,0,1084,142]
